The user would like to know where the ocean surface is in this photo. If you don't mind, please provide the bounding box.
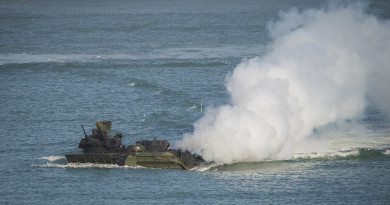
[1,0,390,204]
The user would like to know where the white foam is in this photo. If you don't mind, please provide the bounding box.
[154,90,162,95]
[384,150,390,155]
[190,163,220,171]
[293,150,359,160]
[39,156,66,162]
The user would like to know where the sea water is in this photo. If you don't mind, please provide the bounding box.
[1,0,389,204]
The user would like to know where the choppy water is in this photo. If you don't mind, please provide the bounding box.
[1,0,390,204]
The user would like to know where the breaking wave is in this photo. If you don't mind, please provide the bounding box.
[198,147,390,172]
[293,148,389,161]
[190,163,222,171]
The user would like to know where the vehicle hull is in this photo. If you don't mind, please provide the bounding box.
[65,122,204,170]
[65,151,201,170]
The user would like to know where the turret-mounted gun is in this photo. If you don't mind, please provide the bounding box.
[81,125,88,138]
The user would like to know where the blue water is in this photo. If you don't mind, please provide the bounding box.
[1,0,390,204]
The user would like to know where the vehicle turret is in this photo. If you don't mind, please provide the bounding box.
[78,121,125,153]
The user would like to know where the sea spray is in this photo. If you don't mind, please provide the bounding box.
[39,156,66,162]
[178,3,390,164]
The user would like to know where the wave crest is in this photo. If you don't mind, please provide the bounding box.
[293,148,387,161]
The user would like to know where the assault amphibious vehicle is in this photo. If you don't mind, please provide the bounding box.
[65,121,204,170]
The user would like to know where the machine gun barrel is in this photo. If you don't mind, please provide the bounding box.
[81,125,88,138]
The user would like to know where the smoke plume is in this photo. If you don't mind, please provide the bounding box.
[178,3,390,164]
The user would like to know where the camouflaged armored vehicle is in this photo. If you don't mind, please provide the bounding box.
[65,121,204,170]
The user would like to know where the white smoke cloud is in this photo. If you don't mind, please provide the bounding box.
[178,3,390,164]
